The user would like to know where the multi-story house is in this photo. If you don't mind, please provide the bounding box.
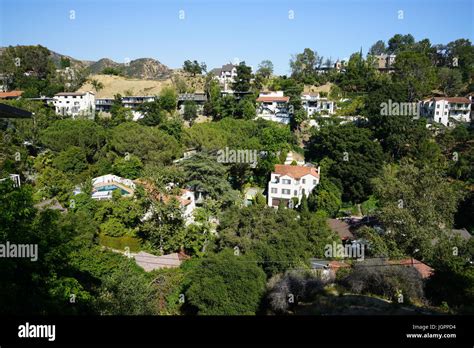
[373,54,396,73]
[301,93,335,116]
[211,64,238,91]
[53,91,95,118]
[256,91,291,124]
[420,97,472,127]
[267,164,320,208]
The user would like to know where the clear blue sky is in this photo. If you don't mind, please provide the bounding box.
[1,0,473,75]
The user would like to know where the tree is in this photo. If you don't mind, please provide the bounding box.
[52,146,89,174]
[437,67,464,96]
[112,155,143,179]
[234,97,256,120]
[256,60,274,79]
[158,87,178,113]
[372,164,466,260]
[183,60,205,76]
[387,34,415,54]
[290,48,319,84]
[185,250,266,315]
[342,258,425,303]
[369,40,387,55]
[307,123,384,203]
[308,178,342,217]
[183,100,198,124]
[392,51,437,101]
[109,122,181,165]
[232,62,252,93]
[90,79,104,93]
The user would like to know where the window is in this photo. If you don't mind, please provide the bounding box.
[271,188,277,194]
[437,104,440,108]
[282,189,291,195]
[302,179,306,184]
[294,190,297,196]
[313,180,317,185]
[436,111,439,115]
[282,179,291,185]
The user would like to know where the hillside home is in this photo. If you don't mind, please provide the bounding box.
[211,63,238,91]
[82,174,136,200]
[256,91,291,124]
[372,54,396,72]
[420,97,472,127]
[177,92,207,115]
[301,93,335,116]
[267,164,320,208]
[53,91,95,119]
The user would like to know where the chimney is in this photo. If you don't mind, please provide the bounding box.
[317,166,321,174]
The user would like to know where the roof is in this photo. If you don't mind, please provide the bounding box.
[273,164,319,179]
[221,63,236,72]
[389,258,434,279]
[34,198,67,212]
[134,251,182,272]
[0,90,23,98]
[433,97,470,103]
[256,96,290,102]
[449,228,472,241]
[310,259,350,272]
[136,179,193,207]
[0,103,32,119]
[327,218,355,240]
[55,91,94,96]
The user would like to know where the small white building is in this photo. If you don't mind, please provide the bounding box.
[420,97,472,127]
[256,91,291,124]
[267,164,320,208]
[53,91,95,119]
[301,93,335,116]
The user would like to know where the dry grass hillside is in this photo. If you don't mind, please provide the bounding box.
[78,71,206,98]
[78,74,174,98]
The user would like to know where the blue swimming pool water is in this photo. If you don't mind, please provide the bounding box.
[96,185,129,195]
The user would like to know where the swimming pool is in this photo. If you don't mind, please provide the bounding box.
[96,185,130,195]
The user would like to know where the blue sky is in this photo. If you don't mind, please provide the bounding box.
[1,0,473,75]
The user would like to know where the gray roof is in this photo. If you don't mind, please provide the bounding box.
[450,228,472,241]
[178,93,207,102]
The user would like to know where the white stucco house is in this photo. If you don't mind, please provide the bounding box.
[420,97,472,127]
[267,164,320,208]
[301,93,335,116]
[256,91,291,124]
[53,91,95,119]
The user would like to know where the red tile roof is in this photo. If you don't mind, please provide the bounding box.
[273,164,319,179]
[256,96,290,102]
[327,218,354,240]
[389,258,434,279]
[433,97,470,103]
[0,90,23,98]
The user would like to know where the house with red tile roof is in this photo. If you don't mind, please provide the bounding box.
[267,164,320,208]
[255,91,291,124]
[420,96,472,127]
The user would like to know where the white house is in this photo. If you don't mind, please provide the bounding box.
[256,91,291,124]
[267,164,320,208]
[86,174,136,200]
[420,97,472,127]
[211,64,238,91]
[301,93,335,116]
[53,91,95,119]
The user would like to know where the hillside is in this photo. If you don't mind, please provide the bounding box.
[78,74,174,98]
[87,57,172,80]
